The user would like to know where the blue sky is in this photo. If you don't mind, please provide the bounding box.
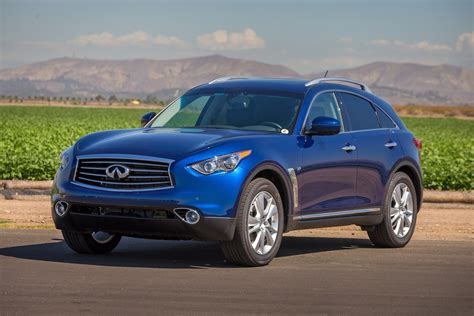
[1,0,472,72]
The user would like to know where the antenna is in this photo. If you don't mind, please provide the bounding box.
[324,70,329,78]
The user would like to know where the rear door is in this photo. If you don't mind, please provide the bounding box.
[337,92,403,209]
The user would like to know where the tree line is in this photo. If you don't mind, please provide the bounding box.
[0,94,168,106]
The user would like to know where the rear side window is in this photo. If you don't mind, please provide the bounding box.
[375,107,396,128]
[338,92,379,131]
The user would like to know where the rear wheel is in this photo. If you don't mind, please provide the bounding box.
[220,178,284,266]
[368,172,418,247]
[62,230,121,254]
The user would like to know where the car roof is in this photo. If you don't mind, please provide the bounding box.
[187,76,406,129]
[190,78,310,94]
[189,77,378,96]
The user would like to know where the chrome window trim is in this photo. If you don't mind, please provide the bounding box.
[294,207,380,221]
[339,127,395,134]
[300,89,399,135]
[72,154,174,192]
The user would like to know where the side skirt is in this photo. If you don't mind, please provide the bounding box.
[292,208,383,230]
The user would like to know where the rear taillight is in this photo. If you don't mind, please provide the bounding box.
[413,137,422,152]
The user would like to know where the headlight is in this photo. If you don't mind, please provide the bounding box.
[59,147,73,170]
[190,150,252,175]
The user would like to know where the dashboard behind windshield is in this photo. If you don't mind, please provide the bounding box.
[149,89,303,133]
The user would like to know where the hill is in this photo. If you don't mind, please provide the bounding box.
[1,55,472,104]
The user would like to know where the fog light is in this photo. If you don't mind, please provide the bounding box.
[54,201,69,217]
[185,209,200,224]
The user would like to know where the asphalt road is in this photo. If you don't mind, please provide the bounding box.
[0,229,472,315]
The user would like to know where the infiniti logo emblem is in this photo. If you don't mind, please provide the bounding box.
[105,164,130,179]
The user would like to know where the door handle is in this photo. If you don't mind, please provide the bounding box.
[384,141,397,149]
[342,144,356,152]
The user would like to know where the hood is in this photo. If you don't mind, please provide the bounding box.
[75,127,266,160]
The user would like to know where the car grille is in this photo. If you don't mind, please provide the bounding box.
[73,156,173,191]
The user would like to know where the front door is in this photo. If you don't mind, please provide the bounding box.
[299,92,357,217]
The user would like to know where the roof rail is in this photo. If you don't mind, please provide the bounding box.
[208,76,255,84]
[305,77,372,93]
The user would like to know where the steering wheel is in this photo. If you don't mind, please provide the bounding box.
[260,121,283,130]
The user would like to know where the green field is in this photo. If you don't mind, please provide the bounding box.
[0,106,472,190]
[402,117,473,190]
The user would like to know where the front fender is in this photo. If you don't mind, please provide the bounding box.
[235,161,297,232]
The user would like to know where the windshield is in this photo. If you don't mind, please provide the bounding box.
[149,89,303,133]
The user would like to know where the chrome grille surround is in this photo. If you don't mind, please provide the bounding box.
[72,154,174,191]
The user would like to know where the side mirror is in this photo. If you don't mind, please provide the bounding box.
[141,112,156,127]
[306,116,341,136]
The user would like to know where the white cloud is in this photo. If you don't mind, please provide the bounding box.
[370,39,451,51]
[455,32,474,52]
[153,34,184,46]
[71,31,185,47]
[197,28,265,51]
[72,32,117,46]
[116,31,150,45]
[409,41,452,51]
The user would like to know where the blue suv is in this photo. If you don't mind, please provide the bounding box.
[52,77,423,266]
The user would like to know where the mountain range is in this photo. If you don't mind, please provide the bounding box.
[1,55,473,105]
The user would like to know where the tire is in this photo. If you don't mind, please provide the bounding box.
[368,172,418,248]
[220,178,284,266]
[62,230,121,254]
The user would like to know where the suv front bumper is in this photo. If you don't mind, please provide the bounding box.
[51,198,236,241]
[51,166,248,241]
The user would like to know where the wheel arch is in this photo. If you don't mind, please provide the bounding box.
[238,162,295,232]
[389,160,423,212]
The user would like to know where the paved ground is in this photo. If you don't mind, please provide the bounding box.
[0,229,472,315]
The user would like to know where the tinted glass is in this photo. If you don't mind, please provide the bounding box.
[160,96,210,128]
[375,107,396,128]
[338,93,378,131]
[150,90,302,133]
[305,92,343,130]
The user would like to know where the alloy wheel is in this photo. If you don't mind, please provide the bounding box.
[247,191,279,255]
[390,183,414,238]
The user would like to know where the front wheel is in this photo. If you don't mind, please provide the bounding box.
[62,230,121,254]
[368,172,418,247]
[220,178,284,266]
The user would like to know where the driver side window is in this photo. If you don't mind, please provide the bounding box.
[305,92,344,131]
